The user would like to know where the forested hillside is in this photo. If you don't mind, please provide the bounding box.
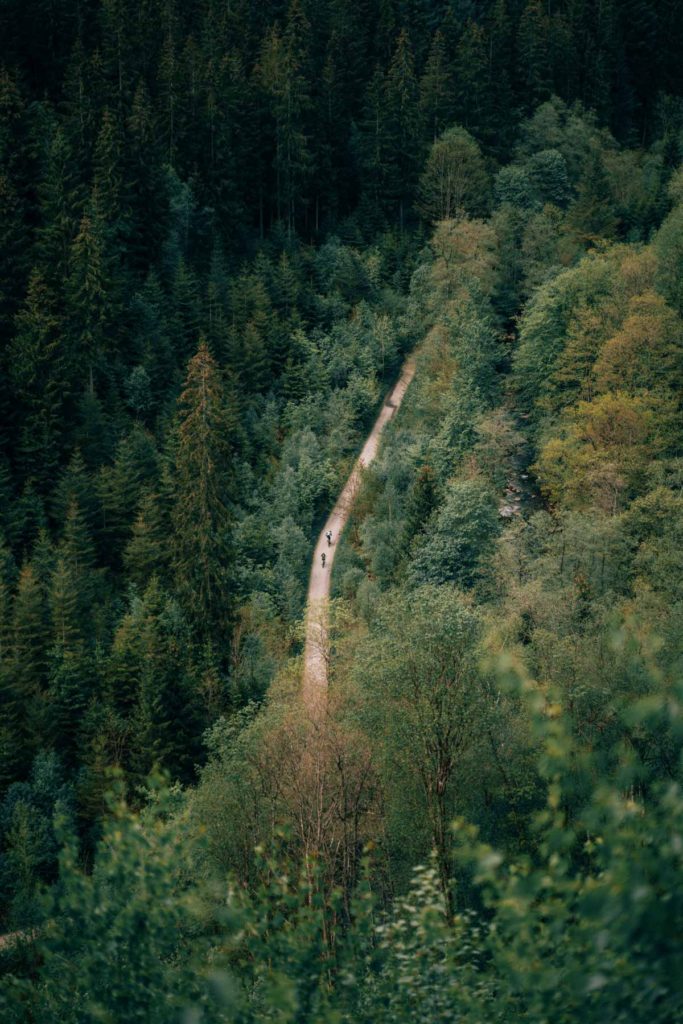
[1,1,683,1021]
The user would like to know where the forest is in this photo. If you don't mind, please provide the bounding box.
[1,0,683,1020]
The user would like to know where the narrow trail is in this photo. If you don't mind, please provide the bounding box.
[302,356,416,712]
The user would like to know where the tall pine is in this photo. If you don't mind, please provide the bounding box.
[171,339,237,648]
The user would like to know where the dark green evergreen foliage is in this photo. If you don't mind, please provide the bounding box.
[0,1,682,1012]
[8,271,66,490]
[0,751,74,929]
[568,148,620,243]
[171,340,236,645]
[403,463,438,542]
[11,563,51,765]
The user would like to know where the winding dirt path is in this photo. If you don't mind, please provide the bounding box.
[302,356,416,711]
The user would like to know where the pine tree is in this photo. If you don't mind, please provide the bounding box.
[171,340,236,645]
[404,464,438,543]
[56,499,98,641]
[487,0,515,155]
[158,8,180,166]
[454,19,491,137]
[10,484,49,562]
[67,197,117,392]
[34,124,83,288]
[568,148,619,244]
[49,643,92,770]
[355,67,391,223]
[257,1,313,235]
[313,45,345,229]
[92,107,130,242]
[111,578,202,783]
[50,555,84,651]
[0,537,18,787]
[100,0,131,100]
[9,270,66,489]
[0,68,30,340]
[420,30,455,143]
[98,425,160,557]
[61,499,97,584]
[128,80,168,270]
[123,489,170,589]
[384,29,423,227]
[517,0,552,111]
[11,561,52,761]
[169,258,201,364]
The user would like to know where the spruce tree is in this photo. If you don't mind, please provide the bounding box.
[123,489,170,589]
[0,537,18,788]
[258,1,313,235]
[517,0,553,111]
[568,149,619,244]
[9,270,66,490]
[171,339,237,646]
[454,19,491,138]
[384,29,422,227]
[67,197,117,393]
[92,107,130,244]
[128,80,168,270]
[56,499,98,645]
[35,124,83,288]
[0,68,30,339]
[420,30,454,143]
[11,562,52,762]
[355,67,391,222]
[49,544,95,768]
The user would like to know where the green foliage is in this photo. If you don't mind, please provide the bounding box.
[0,4,682,1015]
[171,341,236,645]
[410,479,500,588]
[1,780,200,1023]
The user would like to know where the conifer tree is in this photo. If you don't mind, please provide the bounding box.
[128,80,168,269]
[98,426,160,557]
[92,107,130,242]
[67,197,117,392]
[0,74,29,341]
[50,555,84,652]
[112,577,201,782]
[568,149,619,244]
[170,259,201,364]
[48,533,96,769]
[313,46,345,228]
[487,0,515,154]
[158,8,180,166]
[355,67,391,221]
[384,29,422,227]
[35,124,82,288]
[171,339,237,645]
[9,270,66,489]
[123,489,170,590]
[0,537,18,788]
[61,38,97,158]
[454,19,491,137]
[258,1,313,235]
[12,562,52,762]
[56,499,98,642]
[420,30,454,143]
[517,0,552,110]
[100,0,130,100]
